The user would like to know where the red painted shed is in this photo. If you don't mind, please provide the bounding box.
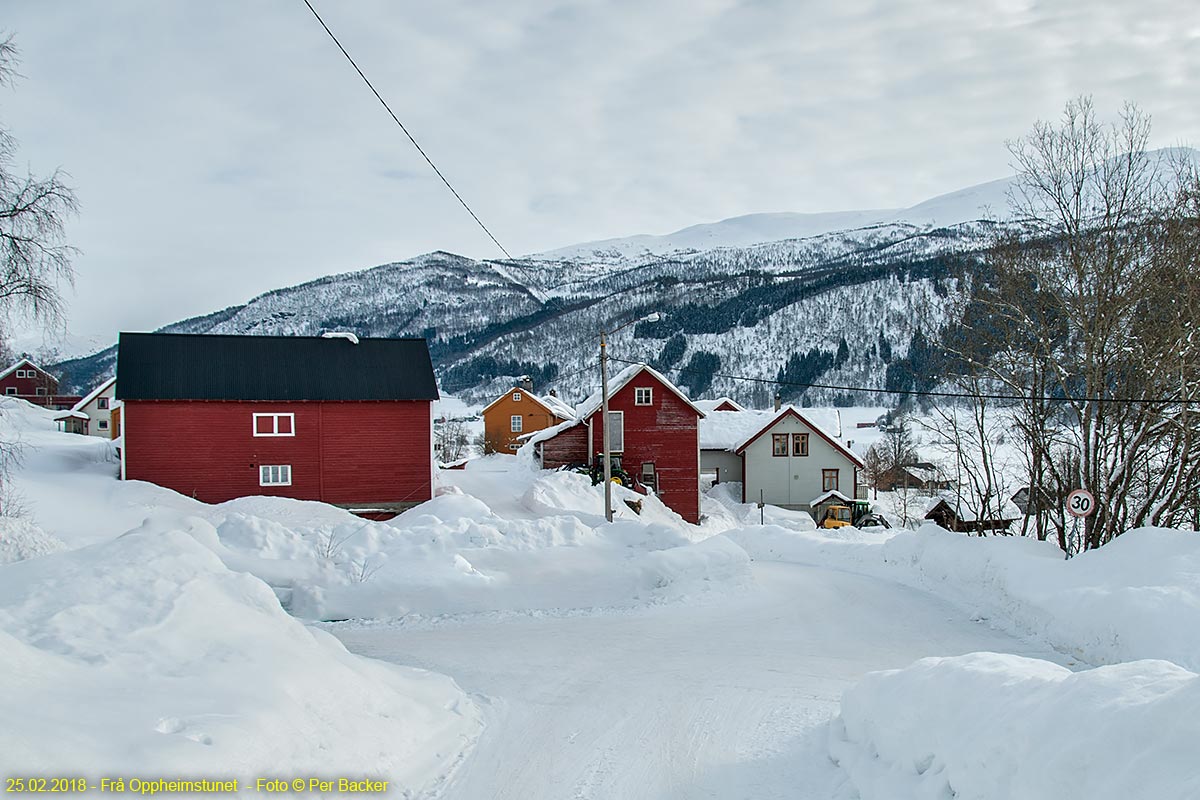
[115,332,439,512]
[532,363,704,523]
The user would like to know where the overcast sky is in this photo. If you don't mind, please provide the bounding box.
[3,0,1197,349]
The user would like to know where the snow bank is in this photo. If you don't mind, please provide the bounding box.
[725,523,1200,672]
[0,528,480,785]
[829,652,1200,800]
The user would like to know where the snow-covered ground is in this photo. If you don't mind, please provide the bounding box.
[2,397,1198,798]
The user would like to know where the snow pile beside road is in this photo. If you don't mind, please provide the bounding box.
[728,523,1200,671]
[829,652,1200,800]
[0,516,66,564]
[0,527,480,785]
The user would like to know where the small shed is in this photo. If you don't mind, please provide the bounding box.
[924,496,1020,534]
[54,410,90,435]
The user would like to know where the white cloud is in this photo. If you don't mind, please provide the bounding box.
[2,0,1196,344]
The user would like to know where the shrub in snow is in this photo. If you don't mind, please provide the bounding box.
[0,517,65,564]
[0,528,480,784]
[830,652,1200,800]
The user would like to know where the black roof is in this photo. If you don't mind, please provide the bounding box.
[116,333,439,402]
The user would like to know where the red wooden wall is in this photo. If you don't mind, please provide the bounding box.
[586,373,701,523]
[123,400,433,506]
[540,422,588,469]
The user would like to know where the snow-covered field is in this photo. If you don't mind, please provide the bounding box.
[1,397,1197,798]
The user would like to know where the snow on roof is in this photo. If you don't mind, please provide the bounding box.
[699,409,778,450]
[810,489,854,507]
[730,406,865,467]
[540,393,575,419]
[518,416,583,447]
[575,363,704,420]
[321,331,360,344]
[695,397,746,413]
[0,358,47,383]
[480,386,574,420]
[72,376,116,412]
[54,410,89,421]
[923,492,1022,522]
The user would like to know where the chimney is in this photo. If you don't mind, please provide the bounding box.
[774,392,782,412]
[519,376,534,392]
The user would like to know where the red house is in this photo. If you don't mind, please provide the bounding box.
[0,358,81,410]
[116,332,439,512]
[532,363,704,523]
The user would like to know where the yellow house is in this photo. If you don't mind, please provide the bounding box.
[481,386,573,453]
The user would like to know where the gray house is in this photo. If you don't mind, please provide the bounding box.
[701,406,864,512]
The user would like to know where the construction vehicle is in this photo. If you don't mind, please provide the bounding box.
[819,499,890,529]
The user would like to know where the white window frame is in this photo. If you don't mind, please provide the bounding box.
[98,420,109,430]
[634,387,653,406]
[35,387,47,396]
[510,414,523,432]
[607,410,625,452]
[259,464,292,486]
[252,412,296,437]
[512,392,522,402]
[14,369,25,379]
[5,387,15,395]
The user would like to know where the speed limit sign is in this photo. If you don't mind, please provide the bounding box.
[1066,489,1096,518]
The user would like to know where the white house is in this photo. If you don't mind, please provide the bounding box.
[732,407,864,511]
[69,376,117,438]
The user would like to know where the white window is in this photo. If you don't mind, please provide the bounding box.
[98,397,110,410]
[14,370,24,378]
[510,414,523,432]
[35,387,47,396]
[259,464,292,486]
[607,410,624,452]
[512,392,522,402]
[98,420,109,430]
[253,412,295,437]
[634,387,653,405]
[5,387,15,395]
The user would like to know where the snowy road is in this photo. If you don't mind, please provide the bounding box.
[333,563,1062,799]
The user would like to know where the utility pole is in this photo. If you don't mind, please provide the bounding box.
[601,328,613,522]
[599,312,662,523]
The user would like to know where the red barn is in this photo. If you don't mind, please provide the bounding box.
[116,332,439,512]
[532,363,704,523]
[0,358,82,409]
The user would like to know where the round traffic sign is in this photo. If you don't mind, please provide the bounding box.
[1066,489,1096,518]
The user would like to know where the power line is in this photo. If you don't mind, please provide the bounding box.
[300,0,514,261]
[606,355,1193,406]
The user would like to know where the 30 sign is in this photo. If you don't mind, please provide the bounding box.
[1066,489,1096,518]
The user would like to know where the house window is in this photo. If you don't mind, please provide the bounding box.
[98,397,110,410]
[14,370,24,378]
[792,433,809,457]
[510,414,523,432]
[634,387,653,406]
[513,392,522,402]
[607,410,625,452]
[35,387,47,396]
[259,464,292,486]
[641,462,657,491]
[5,387,15,395]
[98,420,109,430]
[253,412,295,437]
[822,469,839,492]
[772,434,788,456]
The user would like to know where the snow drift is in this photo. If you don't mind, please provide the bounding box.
[830,652,1200,800]
[0,527,480,787]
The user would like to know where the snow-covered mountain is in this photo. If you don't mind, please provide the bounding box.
[56,163,1116,404]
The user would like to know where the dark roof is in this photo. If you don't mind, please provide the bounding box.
[116,333,439,402]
